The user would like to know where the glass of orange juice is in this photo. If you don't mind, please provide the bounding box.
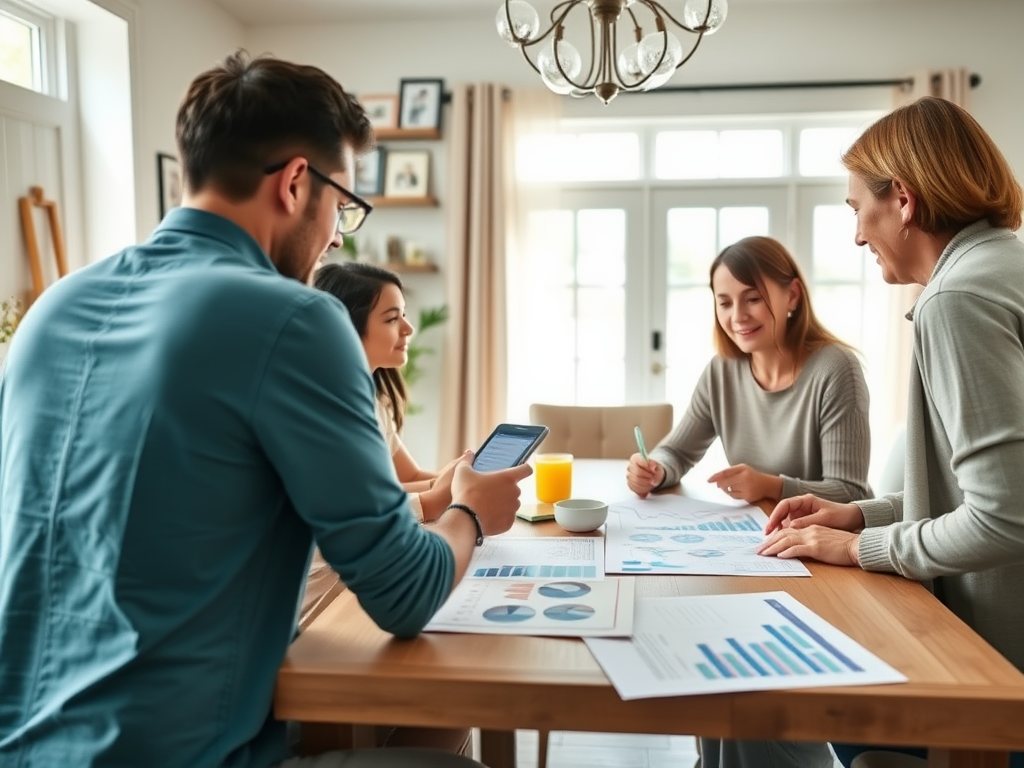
[535,453,573,504]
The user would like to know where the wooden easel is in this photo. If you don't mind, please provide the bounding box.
[18,186,68,304]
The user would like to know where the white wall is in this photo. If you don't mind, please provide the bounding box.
[130,0,244,240]
[244,0,1024,467]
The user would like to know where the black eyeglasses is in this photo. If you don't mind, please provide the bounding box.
[263,160,373,235]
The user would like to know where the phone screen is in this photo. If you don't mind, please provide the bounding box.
[472,432,541,472]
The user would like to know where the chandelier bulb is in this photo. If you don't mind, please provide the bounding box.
[495,1,541,45]
[682,0,728,34]
[638,31,683,77]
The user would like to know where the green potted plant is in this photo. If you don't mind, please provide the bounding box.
[403,304,448,414]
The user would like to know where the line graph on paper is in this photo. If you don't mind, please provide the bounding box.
[605,496,809,577]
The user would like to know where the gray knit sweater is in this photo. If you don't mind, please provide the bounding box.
[651,344,872,502]
[857,220,1024,670]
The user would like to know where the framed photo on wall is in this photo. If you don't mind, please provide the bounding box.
[157,152,182,219]
[383,150,430,197]
[398,78,444,130]
[354,148,385,196]
[359,94,399,131]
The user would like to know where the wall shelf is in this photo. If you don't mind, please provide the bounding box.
[366,195,437,208]
[386,261,439,274]
[374,127,441,141]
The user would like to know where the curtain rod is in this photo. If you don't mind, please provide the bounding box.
[632,73,982,96]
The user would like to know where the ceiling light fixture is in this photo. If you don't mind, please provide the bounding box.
[496,0,727,104]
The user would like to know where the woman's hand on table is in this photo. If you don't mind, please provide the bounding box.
[707,464,782,504]
[626,454,666,498]
[757,525,861,567]
[765,494,865,534]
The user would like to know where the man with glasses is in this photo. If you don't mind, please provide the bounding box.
[0,51,529,768]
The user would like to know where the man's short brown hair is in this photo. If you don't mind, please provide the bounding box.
[175,50,374,201]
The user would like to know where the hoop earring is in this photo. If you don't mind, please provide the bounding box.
[899,225,909,241]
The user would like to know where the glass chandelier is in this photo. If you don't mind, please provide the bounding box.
[496,0,727,104]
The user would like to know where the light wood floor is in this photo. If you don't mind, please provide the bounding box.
[510,731,845,768]
[514,731,699,768]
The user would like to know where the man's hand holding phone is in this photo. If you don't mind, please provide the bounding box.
[451,459,533,537]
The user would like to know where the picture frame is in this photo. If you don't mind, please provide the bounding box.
[398,78,444,130]
[157,152,182,219]
[354,148,386,197]
[383,150,430,198]
[359,94,399,131]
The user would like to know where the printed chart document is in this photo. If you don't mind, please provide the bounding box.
[426,577,634,637]
[466,536,605,581]
[584,591,906,699]
[605,496,809,576]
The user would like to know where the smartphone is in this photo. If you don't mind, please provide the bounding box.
[471,423,549,472]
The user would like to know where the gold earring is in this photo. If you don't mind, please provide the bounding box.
[900,225,909,241]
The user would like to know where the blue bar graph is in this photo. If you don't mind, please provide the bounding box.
[684,598,865,680]
[472,564,598,579]
[665,514,762,532]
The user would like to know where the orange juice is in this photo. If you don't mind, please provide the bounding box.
[535,453,573,503]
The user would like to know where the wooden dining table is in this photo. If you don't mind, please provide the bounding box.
[275,460,1024,768]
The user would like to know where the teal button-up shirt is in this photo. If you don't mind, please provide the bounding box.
[0,209,455,767]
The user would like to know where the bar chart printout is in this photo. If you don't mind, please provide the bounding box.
[467,537,604,581]
[584,591,906,700]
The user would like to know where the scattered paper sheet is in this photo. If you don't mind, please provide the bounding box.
[426,577,634,637]
[466,536,605,581]
[585,591,906,699]
[605,496,809,576]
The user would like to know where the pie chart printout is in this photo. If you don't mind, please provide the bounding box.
[482,605,536,623]
[537,581,592,599]
[543,604,595,621]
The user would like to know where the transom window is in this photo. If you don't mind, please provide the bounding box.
[0,1,54,95]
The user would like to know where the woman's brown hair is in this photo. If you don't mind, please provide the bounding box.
[710,236,848,363]
[314,262,409,431]
[842,96,1022,234]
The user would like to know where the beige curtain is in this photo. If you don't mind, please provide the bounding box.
[880,69,972,441]
[438,84,508,458]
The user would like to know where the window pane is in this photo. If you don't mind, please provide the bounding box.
[720,130,783,178]
[524,286,577,403]
[577,358,624,405]
[517,132,639,182]
[517,134,576,182]
[719,207,769,247]
[813,204,862,281]
[799,127,858,177]
[0,13,36,90]
[525,209,575,285]
[577,209,625,286]
[578,287,624,359]
[575,133,640,181]
[654,131,718,179]
[665,286,715,407]
[812,285,864,349]
[667,208,716,284]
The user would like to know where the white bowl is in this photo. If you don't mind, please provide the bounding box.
[554,498,608,533]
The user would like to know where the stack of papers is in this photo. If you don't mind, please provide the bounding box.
[585,591,906,699]
[606,495,810,576]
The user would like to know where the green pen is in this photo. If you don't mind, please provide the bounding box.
[634,425,649,463]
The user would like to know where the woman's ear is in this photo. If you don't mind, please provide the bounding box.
[788,279,803,315]
[893,179,917,226]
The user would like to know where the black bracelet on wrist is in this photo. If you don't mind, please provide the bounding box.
[445,503,484,546]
